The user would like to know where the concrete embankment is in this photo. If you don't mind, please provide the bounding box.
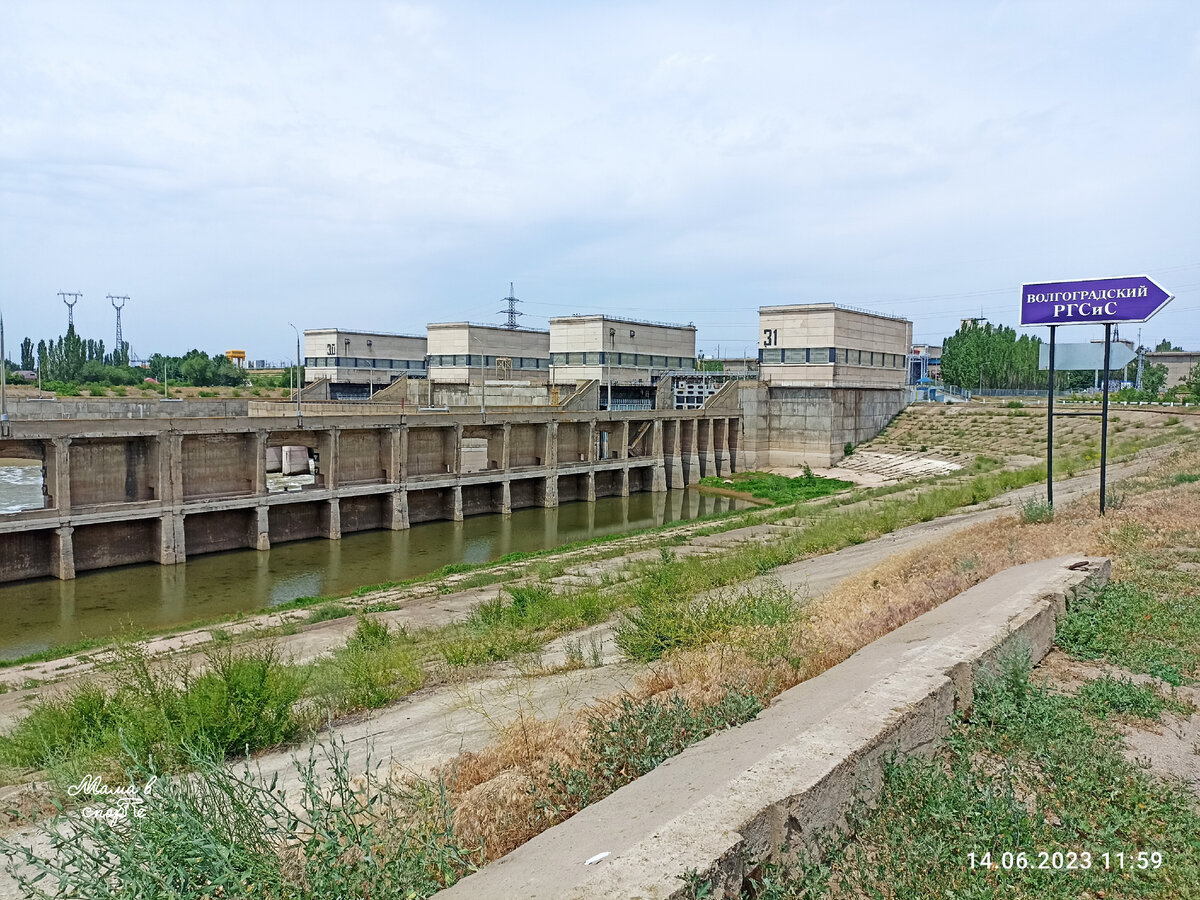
[439,555,1109,899]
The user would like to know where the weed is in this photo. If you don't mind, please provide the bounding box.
[755,648,1200,897]
[534,689,764,820]
[308,616,422,712]
[1057,579,1200,685]
[616,581,803,662]
[1077,675,1191,720]
[0,643,308,777]
[0,735,481,899]
[307,602,353,624]
[1018,497,1054,524]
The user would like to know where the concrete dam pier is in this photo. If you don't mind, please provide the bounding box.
[0,410,741,583]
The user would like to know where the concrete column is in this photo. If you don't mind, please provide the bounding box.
[165,433,184,504]
[158,513,186,564]
[685,418,701,485]
[51,526,75,580]
[545,421,558,469]
[255,506,270,551]
[389,489,410,530]
[326,498,342,540]
[501,479,512,515]
[713,419,729,477]
[318,428,340,489]
[501,423,512,470]
[389,426,406,483]
[651,420,667,492]
[620,421,630,459]
[586,419,597,461]
[620,466,630,497]
[586,469,597,502]
[453,423,464,474]
[726,417,738,473]
[50,437,71,511]
[666,421,684,489]
[700,418,717,478]
[452,485,464,521]
[542,475,559,509]
[254,430,269,495]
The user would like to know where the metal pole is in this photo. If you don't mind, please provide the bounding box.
[1047,325,1055,507]
[1099,323,1112,515]
[1,310,8,436]
[288,323,302,423]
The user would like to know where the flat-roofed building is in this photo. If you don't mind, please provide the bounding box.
[304,328,428,400]
[1146,350,1200,389]
[758,304,912,387]
[549,315,697,385]
[426,322,551,384]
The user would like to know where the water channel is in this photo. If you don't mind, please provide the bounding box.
[0,471,748,659]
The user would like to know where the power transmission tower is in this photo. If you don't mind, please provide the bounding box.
[58,292,82,328]
[107,295,129,360]
[498,283,524,328]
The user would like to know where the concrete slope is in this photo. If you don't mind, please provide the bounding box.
[438,556,1109,900]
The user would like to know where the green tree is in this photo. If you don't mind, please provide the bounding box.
[1186,361,1200,399]
[19,337,34,370]
[1141,362,1168,397]
[1155,338,1182,352]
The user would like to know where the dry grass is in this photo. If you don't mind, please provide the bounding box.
[436,445,1200,865]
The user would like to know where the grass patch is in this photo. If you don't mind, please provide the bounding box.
[616,579,804,662]
[307,602,354,624]
[1057,579,1200,685]
[0,737,480,899]
[1077,675,1192,721]
[0,644,307,780]
[535,688,764,822]
[700,470,852,505]
[308,616,423,712]
[748,647,1200,898]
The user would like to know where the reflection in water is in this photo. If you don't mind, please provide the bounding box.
[0,491,747,659]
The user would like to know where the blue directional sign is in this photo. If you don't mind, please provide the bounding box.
[1021,275,1173,326]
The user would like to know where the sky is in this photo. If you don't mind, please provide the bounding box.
[2,0,1198,363]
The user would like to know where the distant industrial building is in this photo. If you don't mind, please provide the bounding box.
[426,322,551,384]
[304,328,428,400]
[909,343,943,383]
[758,304,912,387]
[1147,350,1200,388]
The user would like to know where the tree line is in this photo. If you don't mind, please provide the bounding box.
[4,325,294,389]
[940,322,1175,397]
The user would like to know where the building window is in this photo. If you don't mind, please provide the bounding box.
[762,348,782,364]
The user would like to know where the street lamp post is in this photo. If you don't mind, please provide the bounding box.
[288,323,303,423]
[0,309,8,436]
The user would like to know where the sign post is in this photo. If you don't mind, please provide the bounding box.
[1021,275,1173,515]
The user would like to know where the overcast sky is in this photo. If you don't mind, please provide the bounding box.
[2,0,1198,362]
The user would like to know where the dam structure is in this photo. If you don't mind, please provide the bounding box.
[0,409,740,583]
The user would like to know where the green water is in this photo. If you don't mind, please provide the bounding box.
[0,490,747,660]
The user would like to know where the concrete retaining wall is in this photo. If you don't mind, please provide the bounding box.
[10,398,250,419]
[439,555,1109,899]
[736,381,908,468]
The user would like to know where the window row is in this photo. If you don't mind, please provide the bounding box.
[759,348,906,368]
[306,357,427,370]
[426,355,550,370]
[550,352,696,369]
